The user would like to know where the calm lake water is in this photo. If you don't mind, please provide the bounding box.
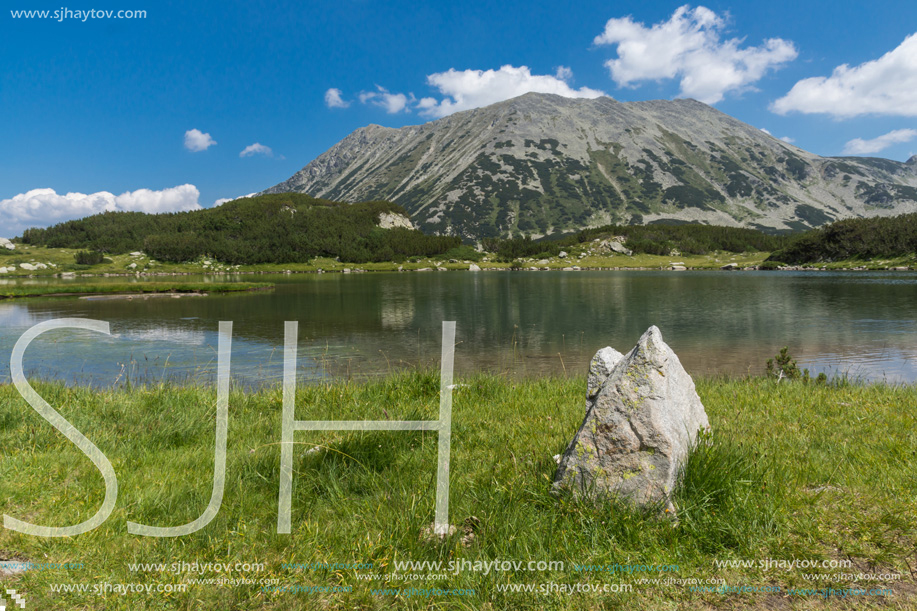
[1,270,916,387]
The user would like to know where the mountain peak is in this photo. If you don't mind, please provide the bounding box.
[489,91,606,112]
[264,95,917,240]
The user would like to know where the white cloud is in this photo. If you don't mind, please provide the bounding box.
[355,66,603,119]
[184,128,217,152]
[359,86,412,114]
[416,97,438,110]
[594,5,797,104]
[239,143,274,158]
[772,34,917,118]
[419,65,605,118]
[761,128,795,143]
[0,185,201,236]
[213,193,256,207]
[324,88,350,108]
[843,129,917,155]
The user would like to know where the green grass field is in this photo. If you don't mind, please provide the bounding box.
[0,373,915,610]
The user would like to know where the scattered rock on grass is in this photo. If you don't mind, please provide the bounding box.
[419,523,457,542]
[419,516,480,547]
[554,326,710,514]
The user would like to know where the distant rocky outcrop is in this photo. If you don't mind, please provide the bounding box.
[599,239,633,257]
[554,326,710,513]
[0,238,15,250]
[264,92,917,241]
[377,211,415,230]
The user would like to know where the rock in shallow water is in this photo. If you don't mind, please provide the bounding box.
[553,326,710,512]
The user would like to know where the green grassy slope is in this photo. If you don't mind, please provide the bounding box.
[1,373,914,609]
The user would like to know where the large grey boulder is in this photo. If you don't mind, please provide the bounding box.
[600,239,633,256]
[554,326,709,511]
[0,238,14,250]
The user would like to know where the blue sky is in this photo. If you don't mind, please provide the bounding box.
[2,0,917,235]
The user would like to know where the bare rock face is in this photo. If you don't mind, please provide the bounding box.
[554,326,710,510]
[0,238,14,250]
[377,212,415,230]
[601,240,633,256]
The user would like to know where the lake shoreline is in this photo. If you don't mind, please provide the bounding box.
[3,262,916,281]
[3,241,916,278]
[0,282,274,300]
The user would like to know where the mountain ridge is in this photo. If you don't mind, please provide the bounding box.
[264,93,917,240]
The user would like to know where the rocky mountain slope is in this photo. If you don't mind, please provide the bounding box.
[264,93,917,240]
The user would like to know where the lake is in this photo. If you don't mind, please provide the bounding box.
[1,270,915,387]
